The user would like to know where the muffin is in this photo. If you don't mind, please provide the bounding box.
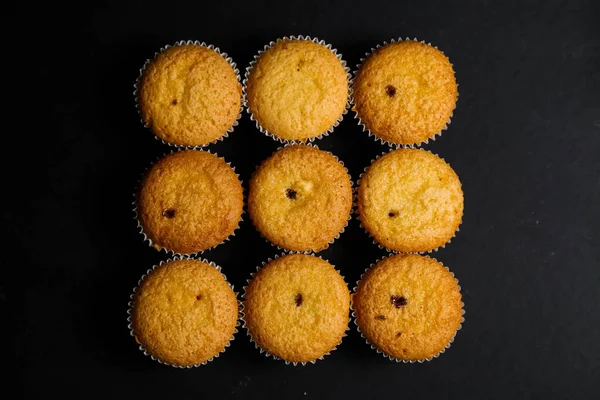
[129,258,239,367]
[357,148,463,253]
[352,254,464,362]
[245,37,349,142]
[137,42,242,147]
[243,253,350,364]
[136,150,244,254]
[353,40,457,146]
[248,145,353,252]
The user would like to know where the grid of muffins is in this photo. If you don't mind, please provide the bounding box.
[128,37,465,367]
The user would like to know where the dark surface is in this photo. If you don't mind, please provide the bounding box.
[7,0,600,398]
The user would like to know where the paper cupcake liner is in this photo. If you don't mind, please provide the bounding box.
[351,37,459,148]
[355,148,462,254]
[351,254,465,363]
[132,148,245,257]
[242,35,353,144]
[248,143,354,254]
[241,252,351,366]
[127,255,241,368]
[133,40,243,149]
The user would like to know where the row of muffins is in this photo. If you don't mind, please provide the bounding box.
[135,36,457,147]
[129,253,463,367]
[135,145,463,254]
[130,36,465,367]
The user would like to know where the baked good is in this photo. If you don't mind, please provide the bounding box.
[357,148,463,252]
[243,254,350,364]
[245,38,348,141]
[248,145,353,251]
[353,40,457,145]
[352,254,463,362]
[137,43,241,147]
[136,150,243,254]
[130,258,239,366]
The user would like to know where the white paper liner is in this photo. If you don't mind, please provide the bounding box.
[242,35,352,144]
[351,254,465,363]
[247,143,354,254]
[127,255,241,368]
[241,252,351,366]
[133,148,245,256]
[351,37,459,148]
[133,40,243,149]
[355,147,462,254]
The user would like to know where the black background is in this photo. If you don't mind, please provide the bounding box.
[8,0,599,398]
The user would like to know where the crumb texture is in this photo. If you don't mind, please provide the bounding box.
[358,148,463,252]
[353,254,463,361]
[353,41,457,145]
[132,259,238,366]
[137,150,244,254]
[139,44,241,146]
[249,145,352,251]
[246,40,348,140]
[244,254,350,363]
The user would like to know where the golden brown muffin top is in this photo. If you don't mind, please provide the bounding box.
[138,44,241,147]
[137,150,243,254]
[244,254,350,363]
[132,258,239,366]
[357,148,463,253]
[353,254,463,361]
[246,39,348,141]
[248,145,353,252]
[353,40,457,145]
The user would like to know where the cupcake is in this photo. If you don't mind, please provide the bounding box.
[353,39,457,146]
[137,42,242,147]
[129,257,239,367]
[136,150,244,254]
[357,148,463,253]
[245,37,349,142]
[243,253,350,365]
[248,145,353,252]
[352,254,464,362]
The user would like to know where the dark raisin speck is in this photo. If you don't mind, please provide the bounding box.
[391,295,407,308]
[286,189,297,200]
[385,85,396,97]
[162,208,176,218]
[375,315,386,320]
[295,293,303,307]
